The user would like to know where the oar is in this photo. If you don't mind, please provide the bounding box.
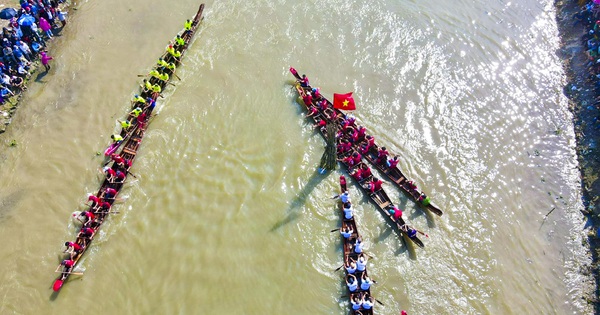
[334,264,344,272]
[54,271,84,276]
[126,171,138,179]
[330,228,339,233]
[416,229,429,238]
[374,298,385,306]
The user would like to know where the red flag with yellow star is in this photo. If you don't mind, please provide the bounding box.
[333,92,356,111]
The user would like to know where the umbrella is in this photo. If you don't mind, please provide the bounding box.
[0,8,17,20]
[18,14,35,26]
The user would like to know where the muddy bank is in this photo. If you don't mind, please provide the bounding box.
[555,0,600,312]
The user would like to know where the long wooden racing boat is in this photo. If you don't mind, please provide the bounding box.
[52,4,205,292]
[290,76,424,248]
[337,176,375,314]
[362,144,443,216]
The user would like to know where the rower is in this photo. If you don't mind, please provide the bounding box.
[78,227,95,242]
[361,293,374,310]
[166,62,176,72]
[353,237,363,254]
[306,105,318,117]
[183,19,193,36]
[79,210,95,225]
[158,71,169,82]
[350,293,362,311]
[110,134,123,144]
[302,92,312,106]
[356,253,367,272]
[104,187,117,200]
[346,274,358,292]
[63,241,82,259]
[149,69,161,82]
[360,164,372,179]
[132,94,146,105]
[142,79,153,94]
[400,224,418,238]
[174,34,185,49]
[99,200,111,213]
[137,111,148,129]
[151,83,162,95]
[87,195,100,208]
[388,205,403,222]
[343,201,353,220]
[299,74,309,87]
[111,154,125,167]
[345,258,357,274]
[166,45,181,59]
[130,107,143,118]
[333,190,350,203]
[375,146,389,164]
[387,155,400,168]
[407,180,418,191]
[157,58,169,69]
[340,224,353,239]
[119,119,132,131]
[114,170,126,183]
[367,177,383,194]
[418,192,431,206]
[59,259,74,276]
[360,272,373,291]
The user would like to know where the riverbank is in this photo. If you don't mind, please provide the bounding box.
[0,0,72,135]
[555,0,600,312]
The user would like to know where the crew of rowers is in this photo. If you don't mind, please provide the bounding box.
[333,188,376,313]
[298,74,428,248]
[57,17,198,282]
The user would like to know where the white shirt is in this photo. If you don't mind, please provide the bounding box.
[346,264,356,274]
[344,207,353,219]
[356,257,366,271]
[351,299,362,310]
[340,193,350,203]
[354,241,363,253]
[362,298,373,309]
[361,277,372,290]
[347,280,358,292]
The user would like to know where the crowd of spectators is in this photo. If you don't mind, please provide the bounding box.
[0,0,67,104]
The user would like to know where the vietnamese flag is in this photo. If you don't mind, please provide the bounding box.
[333,92,356,111]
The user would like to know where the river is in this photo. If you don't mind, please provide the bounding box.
[0,0,591,314]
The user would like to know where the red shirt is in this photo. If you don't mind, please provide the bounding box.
[62,260,74,268]
[388,158,399,168]
[106,168,116,177]
[112,155,124,164]
[100,201,111,210]
[362,167,372,178]
[88,195,99,204]
[393,208,403,220]
[137,112,147,124]
[82,211,95,220]
[302,94,312,106]
[372,179,383,191]
[105,188,117,197]
[67,242,81,251]
[116,171,126,180]
[81,228,94,236]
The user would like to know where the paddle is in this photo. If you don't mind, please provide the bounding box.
[416,229,429,238]
[374,298,385,306]
[126,171,138,179]
[330,228,339,233]
[334,264,344,272]
[54,271,84,276]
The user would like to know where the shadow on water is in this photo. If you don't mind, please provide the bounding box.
[269,170,327,232]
